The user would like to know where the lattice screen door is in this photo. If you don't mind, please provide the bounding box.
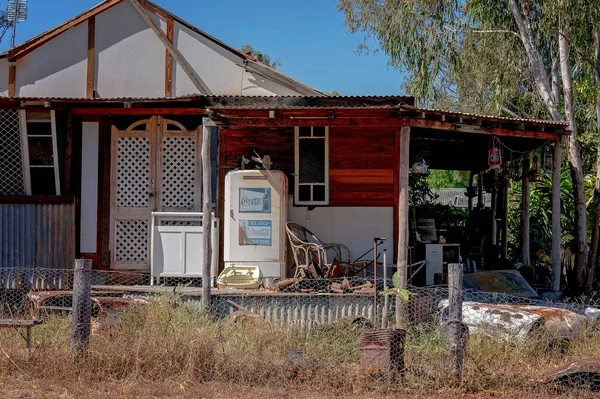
[109,116,201,270]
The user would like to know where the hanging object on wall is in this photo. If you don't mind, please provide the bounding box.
[542,145,554,174]
[488,137,503,170]
[412,158,429,175]
[412,141,429,175]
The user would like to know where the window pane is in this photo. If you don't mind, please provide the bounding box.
[313,126,325,137]
[30,168,56,195]
[298,138,325,183]
[26,122,52,136]
[28,137,54,165]
[298,126,311,137]
[298,185,311,202]
[313,185,325,202]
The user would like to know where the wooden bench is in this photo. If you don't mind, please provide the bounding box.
[0,319,44,352]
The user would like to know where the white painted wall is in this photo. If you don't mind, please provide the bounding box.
[241,70,302,96]
[15,21,88,97]
[0,59,8,96]
[95,1,165,98]
[80,122,99,253]
[287,196,394,262]
[173,21,244,96]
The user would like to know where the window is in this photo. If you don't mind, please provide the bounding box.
[19,110,61,195]
[294,126,329,205]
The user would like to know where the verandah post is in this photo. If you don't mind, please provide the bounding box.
[551,141,562,291]
[522,153,531,267]
[201,118,215,311]
[396,126,410,328]
[448,263,464,381]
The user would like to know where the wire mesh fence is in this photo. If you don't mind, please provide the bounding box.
[1,265,600,394]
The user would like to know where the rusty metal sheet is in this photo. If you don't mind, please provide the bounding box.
[544,359,600,391]
[0,203,75,275]
[439,300,591,341]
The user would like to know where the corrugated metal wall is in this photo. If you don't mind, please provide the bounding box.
[0,202,75,269]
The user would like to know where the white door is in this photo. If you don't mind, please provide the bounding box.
[110,116,201,270]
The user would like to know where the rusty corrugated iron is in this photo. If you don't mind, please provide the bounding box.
[0,202,75,272]
[543,359,600,391]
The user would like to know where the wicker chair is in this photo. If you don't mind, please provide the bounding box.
[285,222,350,279]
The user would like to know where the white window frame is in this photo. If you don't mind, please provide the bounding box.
[19,110,61,195]
[294,126,329,206]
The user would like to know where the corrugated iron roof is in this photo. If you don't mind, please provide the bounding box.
[400,105,570,126]
[0,95,569,128]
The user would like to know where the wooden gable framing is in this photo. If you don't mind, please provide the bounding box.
[1,0,321,98]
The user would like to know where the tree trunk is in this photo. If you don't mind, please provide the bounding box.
[559,30,588,290]
[587,30,600,293]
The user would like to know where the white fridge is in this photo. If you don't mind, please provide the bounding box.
[224,170,288,286]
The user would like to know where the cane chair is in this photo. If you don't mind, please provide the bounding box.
[285,222,350,279]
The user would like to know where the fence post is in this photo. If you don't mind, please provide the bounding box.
[70,259,92,357]
[448,263,464,381]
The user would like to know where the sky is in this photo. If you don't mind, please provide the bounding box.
[0,0,406,96]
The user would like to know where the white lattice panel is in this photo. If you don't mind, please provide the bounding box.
[115,220,149,264]
[116,137,150,208]
[0,110,24,195]
[161,136,197,209]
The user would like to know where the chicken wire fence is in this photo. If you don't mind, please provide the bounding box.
[1,266,600,391]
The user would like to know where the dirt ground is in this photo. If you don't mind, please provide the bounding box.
[0,377,599,399]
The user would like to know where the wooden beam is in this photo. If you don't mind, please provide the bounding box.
[396,126,410,328]
[139,0,168,18]
[165,15,174,97]
[128,0,212,95]
[8,63,15,97]
[9,0,123,60]
[220,118,404,128]
[86,16,96,98]
[408,118,562,140]
[71,107,204,116]
[551,141,562,291]
[522,153,531,266]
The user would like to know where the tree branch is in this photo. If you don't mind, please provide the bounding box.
[445,28,521,38]
[508,0,562,120]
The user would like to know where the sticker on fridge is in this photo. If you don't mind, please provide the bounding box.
[239,188,271,213]
[239,220,272,246]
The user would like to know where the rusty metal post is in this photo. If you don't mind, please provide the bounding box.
[201,118,214,311]
[448,263,464,381]
[70,259,92,357]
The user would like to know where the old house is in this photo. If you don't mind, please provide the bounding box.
[0,0,319,272]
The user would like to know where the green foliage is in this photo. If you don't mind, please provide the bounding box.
[240,44,282,69]
[326,90,342,96]
[427,170,470,189]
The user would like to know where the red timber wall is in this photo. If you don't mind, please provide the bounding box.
[219,126,397,207]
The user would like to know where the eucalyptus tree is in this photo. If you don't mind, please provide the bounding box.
[337,0,600,292]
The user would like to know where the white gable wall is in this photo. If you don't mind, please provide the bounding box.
[15,21,88,97]
[95,1,165,98]
[173,21,243,96]
[4,1,312,98]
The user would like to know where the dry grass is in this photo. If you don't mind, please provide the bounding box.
[1,295,600,398]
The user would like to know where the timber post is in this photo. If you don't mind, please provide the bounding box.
[70,259,92,357]
[522,153,531,267]
[201,118,214,311]
[396,126,410,328]
[551,141,562,291]
[501,174,509,259]
[448,263,464,381]
[491,170,498,247]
